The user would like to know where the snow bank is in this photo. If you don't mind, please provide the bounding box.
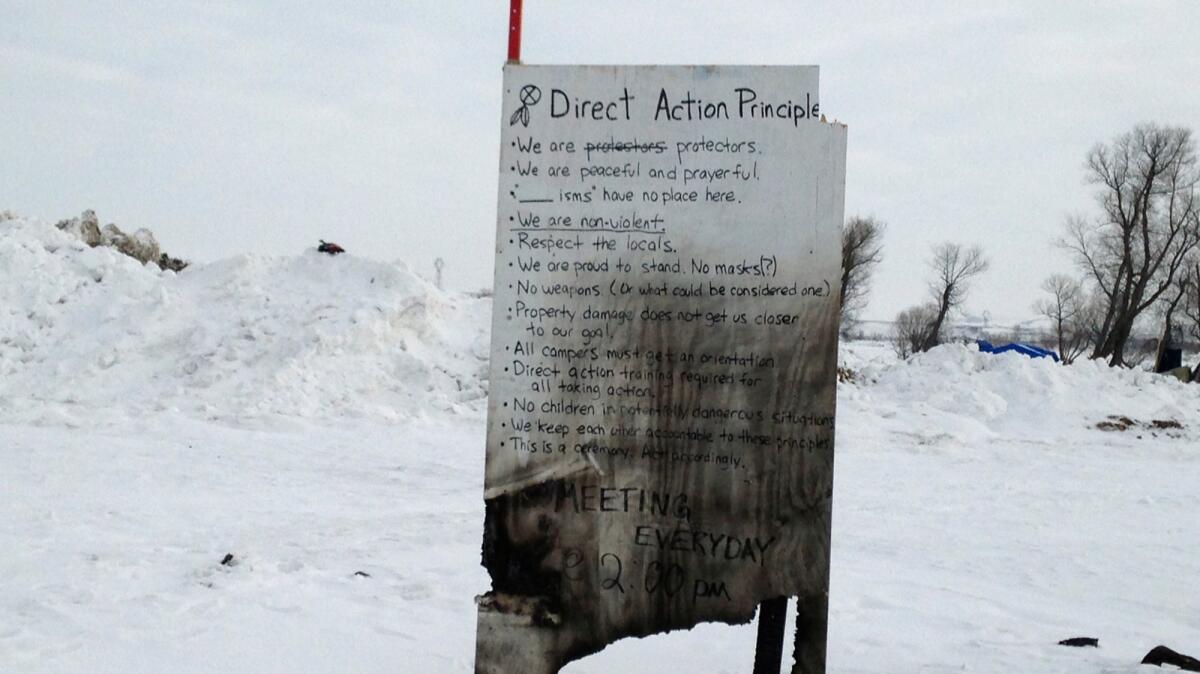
[839,340,1199,445]
[0,216,490,426]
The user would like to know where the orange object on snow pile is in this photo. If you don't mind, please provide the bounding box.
[317,240,345,255]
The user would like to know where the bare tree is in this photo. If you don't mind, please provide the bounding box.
[1033,274,1093,364]
[919,243,990,351]
[892,303,937,359]
[840,216,885,331]
[1063,123,1200,367]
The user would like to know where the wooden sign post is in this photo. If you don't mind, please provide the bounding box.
[476,64,846,674]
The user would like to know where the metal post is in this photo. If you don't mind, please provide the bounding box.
[507,0,523,63]
[791,591,829,674]
[752,597,788,674]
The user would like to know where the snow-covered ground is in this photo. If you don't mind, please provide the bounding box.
[2,215,1198,673]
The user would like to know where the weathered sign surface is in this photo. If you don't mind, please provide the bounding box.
[477,65,846,673]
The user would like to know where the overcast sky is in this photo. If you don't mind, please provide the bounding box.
[3,1,1199,323]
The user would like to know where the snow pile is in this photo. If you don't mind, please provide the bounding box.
[840,340,1199,445]
[0,216,490,426]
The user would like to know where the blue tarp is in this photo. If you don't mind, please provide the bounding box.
[976,339,1060,362]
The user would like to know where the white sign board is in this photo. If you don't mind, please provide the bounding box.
[477,65,845,674]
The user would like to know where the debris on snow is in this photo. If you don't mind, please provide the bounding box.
[1057,637,1098,647]
[54,209,186,270]
[1141,645,1200,671]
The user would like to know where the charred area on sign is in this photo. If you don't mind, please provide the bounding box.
[480,480,568,625]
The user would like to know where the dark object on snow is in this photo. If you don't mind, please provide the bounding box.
[1058,637,1098,647]
[220,553,235,566]
[1155,347,1183,374]
[976,339,1060,362]
[159,252,188,272]
[354,571,372,578]
[318,239,345,255]
[1142,645,1200,671]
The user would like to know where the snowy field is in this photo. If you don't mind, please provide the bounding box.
[2,215,1199,673]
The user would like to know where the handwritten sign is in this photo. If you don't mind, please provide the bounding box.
[476,65,845,674]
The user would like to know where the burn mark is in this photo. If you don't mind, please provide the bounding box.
[481,480,566,620]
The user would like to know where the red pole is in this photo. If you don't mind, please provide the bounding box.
[507,0,523,63]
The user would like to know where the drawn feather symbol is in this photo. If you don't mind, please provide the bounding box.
[509,84,541,128]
